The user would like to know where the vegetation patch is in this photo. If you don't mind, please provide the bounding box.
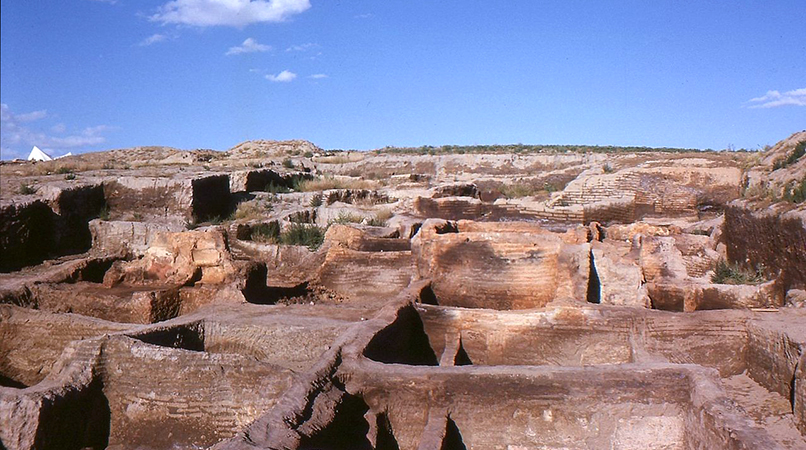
[782,176,806,204]
[19,183,37,195]
[498,181,561,199]
[711,259,766,285]
[772,141,805,170]
[376,143,702,156]
[280,223,325,250]
[251,222,281,243]
[265,182,292,194]
[234,201,270,220]
[366,209,393,227]
[296,176,375,192]
[330,211,365,225]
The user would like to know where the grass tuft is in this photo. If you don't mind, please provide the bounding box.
[295,176,375,192]
[330,211,365,225]
[280,223,325,250]
[251,222,281,243]
[19,183,37,195]
[711,259,766,285]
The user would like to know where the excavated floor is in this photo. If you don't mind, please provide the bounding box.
[2,137,806,449]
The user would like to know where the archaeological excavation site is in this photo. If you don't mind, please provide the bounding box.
[1,131,805,450]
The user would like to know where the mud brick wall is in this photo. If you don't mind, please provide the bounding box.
[638,311,748,377]
[796,353,806,434]
[413,230,589,309]
[584,196,636,224]
[417,307,633,367]
[104,177,193,218]
[413,197,489,220]
[191,175,231,222]
[723,202,806,290]
[351,365,693,450]
[744,320,804,403]
[0,306,129,387]
[229,169,309,193]
[100,336,293,449]
[317,247,415,300]
[203,320,348,372]
[0,200,54,272]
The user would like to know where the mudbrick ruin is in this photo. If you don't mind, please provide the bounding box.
[1,131,805,450]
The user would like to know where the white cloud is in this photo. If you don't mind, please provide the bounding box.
[138,33,169,46]
[309,73,327,79]
[747,88,806,108]
[286,42,316,52]
[0,103,114,159]
[16,109,48,122]
[226,37,271,55]
[151,0,311,27]
[265,70,296,82]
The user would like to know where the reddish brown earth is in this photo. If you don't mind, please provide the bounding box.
[1,133,805,449]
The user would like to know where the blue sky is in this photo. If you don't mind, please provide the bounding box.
[1,1,804,159]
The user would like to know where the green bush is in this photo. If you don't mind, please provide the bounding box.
[711,259,766,285]
[280,223,325,250]
[773,141,805,170]
[310,193,323,207]
[98,205,111,221]
[19,183,37,195]
[282,158,294,169]
[64,173,76,180]
[783,176,806,204]
[265,182,292,194]
[251,222,281,243]
[330,211,364,224]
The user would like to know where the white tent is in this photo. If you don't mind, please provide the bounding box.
[55,152,72,159]
[27,146,52,161]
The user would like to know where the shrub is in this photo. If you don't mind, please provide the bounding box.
[56,166,74,174]
[295,176,375,192]
[64,173,76,180]
[234,201,268,220]
[265,182,292,194]
[603,163,614,173]
[783,176,806,204]
[773,141,805,170]
[330,211,365,224]
[251,222,281,243]
[280,223,325,250]
[98,205,111,221]
[310,193,323,207]
[499,182,541,199]
[711,259,766,285]
[303,151,314,158]
[366,209,393,227]
[282,158,294,169]
[19,183,37,195]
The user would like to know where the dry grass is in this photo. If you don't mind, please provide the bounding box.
[234,200,271,220]
[366,208,393,226]
[330,211,366,224]
[2,160,101,177]
[296,176,377,192]
[314,153,365,164]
